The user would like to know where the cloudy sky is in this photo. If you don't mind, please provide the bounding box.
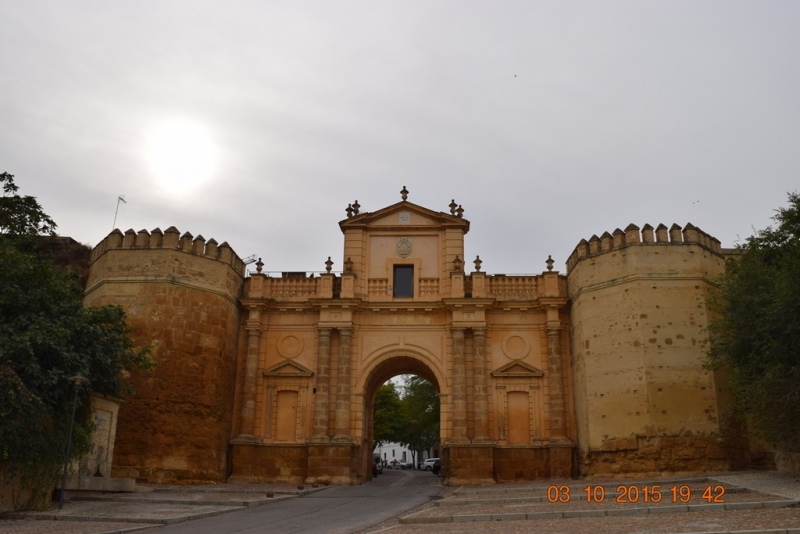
[2,2,798,274]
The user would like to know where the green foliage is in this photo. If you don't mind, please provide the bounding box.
[372,383,403,450]
[707,192,800,451]
[397,376,440,458]
[0,172,56,237]
[0,172,153,509]
[372,376,441,461]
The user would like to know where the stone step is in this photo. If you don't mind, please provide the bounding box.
[438,484,747,506]
[400,499,800,524]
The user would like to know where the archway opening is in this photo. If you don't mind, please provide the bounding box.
[362,356,442,481]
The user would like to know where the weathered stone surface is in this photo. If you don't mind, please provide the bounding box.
[84,240,244,484]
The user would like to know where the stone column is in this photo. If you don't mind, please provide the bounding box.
[547,326,567,441]
[238,326,261,438]
[451,327,468,442]
[333,327,353,441]
[472,327,490,441]
[311,327,332,440]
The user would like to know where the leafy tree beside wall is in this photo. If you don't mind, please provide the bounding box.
[0,172,153,510]
[707,192,800,453]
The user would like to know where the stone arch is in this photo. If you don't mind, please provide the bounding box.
[358,350,447,480]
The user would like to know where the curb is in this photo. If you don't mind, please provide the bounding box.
[5,505,246,525]
[399,500,800,524]
[69,494,296,508]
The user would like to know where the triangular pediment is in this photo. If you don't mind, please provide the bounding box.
[262,359,314,377]
[491,360,544,378]
[339,200,469,234]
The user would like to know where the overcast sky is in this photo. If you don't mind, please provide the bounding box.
[2,2,798,274]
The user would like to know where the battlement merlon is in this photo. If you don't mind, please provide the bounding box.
[88,226,246,275]
[566,222,723,272]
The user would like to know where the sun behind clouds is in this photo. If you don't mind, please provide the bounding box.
[146,118,217,194]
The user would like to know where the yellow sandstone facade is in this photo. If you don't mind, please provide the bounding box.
[84,190,742,485]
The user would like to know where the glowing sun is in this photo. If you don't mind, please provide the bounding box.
[146,118,217,193]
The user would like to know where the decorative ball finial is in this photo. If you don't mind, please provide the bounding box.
[449,199,457,215]
[325,256,333,273]
[456,205,464,218]
[256,257,264,273]
[352,200,360,215]
[453,255,463,272]
[401,186,408,201]
[474,255,482,272]
[346,204,353,218]
[546,255,554,272]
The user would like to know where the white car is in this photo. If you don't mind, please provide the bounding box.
[422,458,439,471]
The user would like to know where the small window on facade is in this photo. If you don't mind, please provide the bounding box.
[393,265,414,297]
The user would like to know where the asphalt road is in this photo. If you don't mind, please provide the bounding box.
[157,469,443,534]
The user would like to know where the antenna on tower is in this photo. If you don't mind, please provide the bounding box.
[112,195,127,230]
[242,255,258,265]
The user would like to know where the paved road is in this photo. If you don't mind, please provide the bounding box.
[157,469,443,534]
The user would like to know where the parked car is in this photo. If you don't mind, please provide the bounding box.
[422,458,439,471]
[399,461,414,469]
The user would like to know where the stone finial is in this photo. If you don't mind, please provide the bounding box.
[474,255,482,272]
[325,256,333,273]
[546,255,554,271]
[453,255,463,272]
[255,258,263,273]
[449,199,457,215]
[346,204,353,218]
[401,186,408,201]
[344,257,353,273]
[456,205,464,218]
[352,200,360,215]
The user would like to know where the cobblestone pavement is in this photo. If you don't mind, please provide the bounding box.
[1,471,798,534]
[361,471,800,534]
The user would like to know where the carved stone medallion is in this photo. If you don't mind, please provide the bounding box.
[398,211,411,225]
[502,333,530,360]
[277,333,304,359]
[396,237,412,258]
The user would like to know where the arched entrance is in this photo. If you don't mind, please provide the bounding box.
[360,354,444,481]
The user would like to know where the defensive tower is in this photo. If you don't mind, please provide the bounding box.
[566,223,736,475]
[84,227,245,483]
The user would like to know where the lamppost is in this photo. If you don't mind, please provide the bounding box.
[59,374,85,510]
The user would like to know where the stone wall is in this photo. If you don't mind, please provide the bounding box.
[84,227,244,483]
[567,223,736,476]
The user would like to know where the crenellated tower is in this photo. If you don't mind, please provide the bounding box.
[84,227,245,483]
[566,222,737,476]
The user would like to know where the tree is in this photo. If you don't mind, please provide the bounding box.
[706,192,800,451]
[372,382,403,450]
[0,172,153,510]
[397,376,440,466]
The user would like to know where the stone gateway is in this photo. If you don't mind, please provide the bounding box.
[83,190,741,485]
